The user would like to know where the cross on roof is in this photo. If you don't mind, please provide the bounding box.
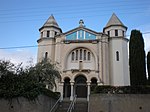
[79,19,84,27]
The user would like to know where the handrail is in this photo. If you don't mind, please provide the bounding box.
[49,96,61,112]
[67,95,77,112]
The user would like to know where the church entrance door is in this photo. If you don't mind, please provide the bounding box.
[74,75,87,98]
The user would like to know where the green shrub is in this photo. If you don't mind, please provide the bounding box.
[93,85,150,94]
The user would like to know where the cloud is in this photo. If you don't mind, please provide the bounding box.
[144,34,150,53]
[0,49,36,66]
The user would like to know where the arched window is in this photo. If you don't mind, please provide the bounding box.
[41,32,43,38]
[84,50,86,60]
[88,52,90,60]
[45,52,48,60]
[47,31,50,37]
[116,51,119,61]
[76,50,78,60]
[91,78,97,92]
[55,31,57,35]
[80,49,82,60]
[107,31,110,36]
[122,30,125,36]
[71,52,75,61]
[63,77,71,98]
[71,48,91,61]
[115,29,118,36]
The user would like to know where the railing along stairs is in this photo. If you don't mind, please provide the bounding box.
[67,95,77,112]
[49,96,61,112]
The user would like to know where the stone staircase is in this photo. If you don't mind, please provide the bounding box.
[55,99,71,112]
[55,98,88,112]
[74,98,88,112]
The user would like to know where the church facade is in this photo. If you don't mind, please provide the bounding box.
[37,13,130,101]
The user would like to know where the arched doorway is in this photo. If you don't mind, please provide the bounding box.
[91,78,97,92]
[74,75,87,98]
[63,77,71,98]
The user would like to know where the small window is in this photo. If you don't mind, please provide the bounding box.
[76,50,78,60]
[45,52,48,60]
[84,50,86,60]
[88,52,91,61]
[116,51,119,61]
[72,52,75,61]
[55,32,57,35]
[115,30,118,36]
[80,49,82,60]
[47,31,50,37]
[71,52,75,61]
[122,30,124,36]
[107,31,110,36]
[41,32,43,38]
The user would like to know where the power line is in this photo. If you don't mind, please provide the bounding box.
[0,32,150,50]
[0,2,148,17]
[143,32,150,34]
[0,6,147,19]
[0,1,149,20]
[0,11,148,23]
[0,1,149,12]
[0,1,149,23]
[0,45,38,49]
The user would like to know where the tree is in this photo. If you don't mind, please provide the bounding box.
[0,60,61,100]
[147,51,150,84]
[0,60,15,76]
[129,30,147,85]
[29,60,61,89]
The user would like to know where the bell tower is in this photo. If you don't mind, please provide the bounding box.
[37,15,62,62]
[103,13,130,86]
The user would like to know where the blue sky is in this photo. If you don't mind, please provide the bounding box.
[0,0,150,65]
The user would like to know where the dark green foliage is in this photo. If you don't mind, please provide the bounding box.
[0,60,60,100]
[29,60,61,89]
[0,73,43,100]
[129,30,147,85]
[93,85,150,94]
[147,51,150,84]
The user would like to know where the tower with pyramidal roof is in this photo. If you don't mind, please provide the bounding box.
[37,13,130,101]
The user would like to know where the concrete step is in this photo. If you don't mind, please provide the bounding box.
[74,100,88,112]
[55,98,88,112]
[55,100,71,112]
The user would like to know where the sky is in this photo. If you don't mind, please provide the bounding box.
[0,0,150,66]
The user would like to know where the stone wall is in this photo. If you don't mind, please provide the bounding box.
[0,95,57,112]
[89,94,150,112]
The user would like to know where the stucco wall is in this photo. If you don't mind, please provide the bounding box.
[109,37,130,86]
[89,94,150,112]
[0,95,57,112]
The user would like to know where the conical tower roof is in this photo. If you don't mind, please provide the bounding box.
[104,13,127,29]
[43,15,59,27]
[39,15,62,32]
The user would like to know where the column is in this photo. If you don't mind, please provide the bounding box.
[58,82,64,101]
[70,82,74,101]
[87,82,91,101]
[98,41,103,82]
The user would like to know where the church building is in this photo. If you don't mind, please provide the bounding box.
[37,13,130,101]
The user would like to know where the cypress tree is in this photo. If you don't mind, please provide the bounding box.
[147,51,150,84]
[129,30,147,85]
